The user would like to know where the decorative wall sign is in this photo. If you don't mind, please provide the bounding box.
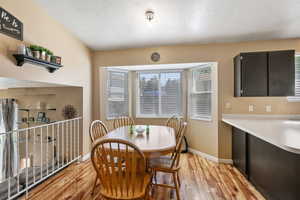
[0,7,23,41]
[151,52,160,62]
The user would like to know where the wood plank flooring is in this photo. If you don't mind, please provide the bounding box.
[20,153,265,200]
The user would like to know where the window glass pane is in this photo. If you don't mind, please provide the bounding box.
[108,72,126,100]
[138,73,159,115]
[107,70,129,118]
[191,93,211,118]
[190,65,212,120]
[193,67,211,92]
[295,56,300,96]
[160,72,182,115]
[108,101,128,118]
[137,71,182,117]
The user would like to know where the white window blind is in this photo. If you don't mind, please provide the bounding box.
[295,55,300,96]
[189,65,212,120]
[287,55,300,102]
[136,71,182,117]
[106,69,129,119]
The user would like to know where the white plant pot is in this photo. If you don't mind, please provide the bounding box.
[46,54,51,62]
[17,44,26,55]
[32,51,40,59]
[40,51,46,60]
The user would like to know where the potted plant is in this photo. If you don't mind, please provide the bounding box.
[30,45,40,59]
[45,49,53,62]
[50,55,62,65]
[39,46,47,60]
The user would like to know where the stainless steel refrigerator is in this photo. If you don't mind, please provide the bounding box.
[0,99,18,182]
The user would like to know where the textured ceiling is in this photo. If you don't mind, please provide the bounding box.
[35,0,300,50]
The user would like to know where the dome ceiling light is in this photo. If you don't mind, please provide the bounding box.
[145,10,154,22]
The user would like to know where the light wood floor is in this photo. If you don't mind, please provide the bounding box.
[21,153,265,200]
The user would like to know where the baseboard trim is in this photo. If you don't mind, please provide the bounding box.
[218,158,233,164]
[189,148,233,164]
[81,153,91,161]
[189,148,219,162]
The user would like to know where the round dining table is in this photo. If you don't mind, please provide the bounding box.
[103,125,176,158]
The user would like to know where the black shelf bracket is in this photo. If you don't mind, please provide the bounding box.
[13,54,63,73]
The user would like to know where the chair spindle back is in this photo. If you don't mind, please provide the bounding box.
[166,115,183,140]
[113,116,134,129]
[89,120,108,143]
[91,138,147,199]
[171,122,187,169]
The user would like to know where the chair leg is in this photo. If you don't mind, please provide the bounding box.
[144,184,152,200]
[91,177,98,195]
[154,171,157,184]
[172,172,181,200]
[177,172,181,187]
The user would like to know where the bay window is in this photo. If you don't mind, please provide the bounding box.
[103,63,214,121]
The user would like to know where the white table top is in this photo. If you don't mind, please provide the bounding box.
[104,125,176,157]
[222,114,300,154]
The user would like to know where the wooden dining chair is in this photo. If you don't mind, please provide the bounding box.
[89,120,109,194]
[113,116,135,129]
[89,120,109,142]
[149,122,187,200]
[166,115,182,139]
[91,138,152,200]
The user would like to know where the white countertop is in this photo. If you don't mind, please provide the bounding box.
[222,114,300,154]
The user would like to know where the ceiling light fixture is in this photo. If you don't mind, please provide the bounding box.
[145,10,154,22]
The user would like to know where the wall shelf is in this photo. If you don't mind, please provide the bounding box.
[13,54,63,73]
[19,108,57,112]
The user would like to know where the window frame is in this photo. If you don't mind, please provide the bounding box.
[287,53,300,102]
[105,68,129,120]
[188,64,213,121]
[135,69,184,118]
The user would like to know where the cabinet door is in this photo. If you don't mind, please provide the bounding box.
[234,55,242,97]
[268,50,295,96]
[241,52,268,96]
[248,135,300,200]
[232,127,247,176]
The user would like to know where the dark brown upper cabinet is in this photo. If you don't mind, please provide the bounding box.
[234,50,295,97]
[268,50,295,96]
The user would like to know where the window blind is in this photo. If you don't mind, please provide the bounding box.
[137,71,182,117]
[106,69,129,119]
[295,55,300,96]
[288,55,300,102]
[160,72,182,115]
[190,65,212,120]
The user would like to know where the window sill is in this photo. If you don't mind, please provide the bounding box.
[135,115,183,119]
[287,96,300,102]
[189,117,212,122]
[106,116,129,120]
[106,117,115,120]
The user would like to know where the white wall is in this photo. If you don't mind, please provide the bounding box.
[0,0,93,155]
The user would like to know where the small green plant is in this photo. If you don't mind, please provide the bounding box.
[45,49,53,56]
[39,46,46,52]
[30,45,54,55]
[30,45,40,51]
